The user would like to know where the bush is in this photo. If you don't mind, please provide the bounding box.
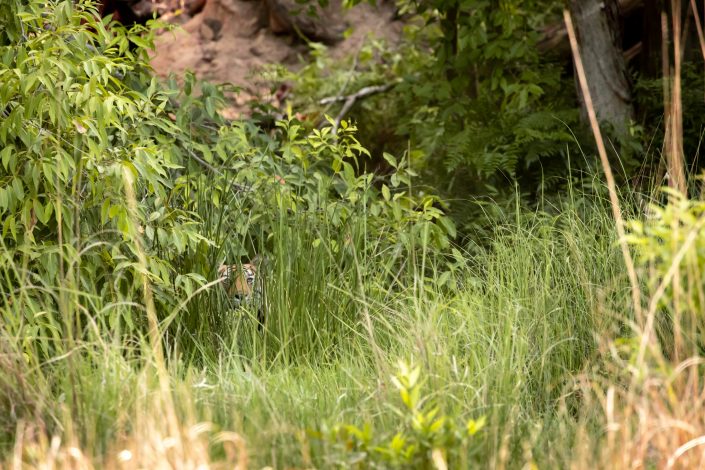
[313,362,486,468]
[0,0,456,362]
[268,0,581,228]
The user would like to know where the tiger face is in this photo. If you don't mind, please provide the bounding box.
[217,262,259,306]
[218,256,265,329]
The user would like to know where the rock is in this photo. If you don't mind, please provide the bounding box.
[203,47,216,62]
[131,0,156,18]
[263,0,346,44]
[185,0,207,16]
[202,0,262,38]
[200,17,223,41]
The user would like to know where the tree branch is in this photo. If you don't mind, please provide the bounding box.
[319,82,397,135]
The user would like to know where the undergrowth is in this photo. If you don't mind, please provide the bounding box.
[2,1,705,469]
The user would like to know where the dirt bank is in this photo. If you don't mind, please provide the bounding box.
[150,0,402,117]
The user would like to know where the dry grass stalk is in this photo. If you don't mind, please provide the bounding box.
[689,0,705,62]
[666,0,696,361]
[671,0,687,193]
[121,167,181,441]
[666,0,686,194]
[583,356,705,469]
[5,400,248,469]
[562,10,643,324]
[661,11,673,187]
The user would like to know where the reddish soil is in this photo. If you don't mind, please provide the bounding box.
[149,0,402,117]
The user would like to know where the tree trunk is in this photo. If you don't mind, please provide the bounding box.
[570,0,635,134]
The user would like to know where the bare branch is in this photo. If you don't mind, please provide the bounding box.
[319,82,397,135]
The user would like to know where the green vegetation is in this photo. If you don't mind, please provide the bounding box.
[277,0,590,215]
[2,1,705,468]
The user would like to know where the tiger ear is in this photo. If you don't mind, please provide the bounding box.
[250,254,268,268]
[217,264,228,277]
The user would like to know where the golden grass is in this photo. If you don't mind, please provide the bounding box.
[571,356,705,469]
[563,3,705,469]
[6,398,247,470]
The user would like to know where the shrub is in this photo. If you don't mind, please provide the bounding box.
[312,362,486,468]
[0,0,456,361]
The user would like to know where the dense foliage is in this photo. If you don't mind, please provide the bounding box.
[395,1,576,183]
[277,0,705,231]
[3,0,705,468]
[0,0,22,46]
[276,0,583,226]
[0,0,455,349]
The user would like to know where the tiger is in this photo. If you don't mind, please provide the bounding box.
[217,255,265,329]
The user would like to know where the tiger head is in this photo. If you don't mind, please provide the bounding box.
[217,255,265,307]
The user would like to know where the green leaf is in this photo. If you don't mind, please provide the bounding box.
[0,144,14,170]
[0,188,7,211]
[11,178,23,199]
[438,216,456,238]
[382,152,397,168]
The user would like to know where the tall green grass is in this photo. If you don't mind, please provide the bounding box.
[1,186,637,467]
